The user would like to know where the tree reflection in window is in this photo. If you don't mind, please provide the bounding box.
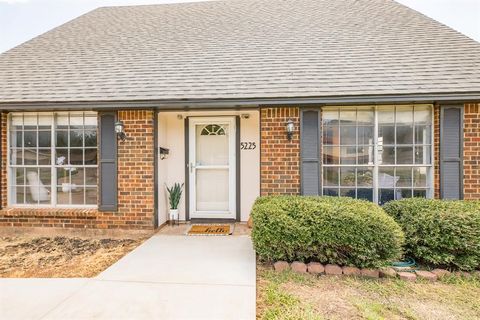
[201,124,226,136]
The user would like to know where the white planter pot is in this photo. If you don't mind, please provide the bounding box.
[61,183,71,193]
[169,209,179,221]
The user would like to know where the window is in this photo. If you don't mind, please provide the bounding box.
[200,124,226,136]
[321,105,433,204]
[9,112,98,207]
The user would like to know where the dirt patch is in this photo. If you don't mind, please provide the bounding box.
[256,265,480,320]
[0,235,145,277]
[281,279,361,319]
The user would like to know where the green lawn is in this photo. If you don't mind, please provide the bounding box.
[256,265,480,320]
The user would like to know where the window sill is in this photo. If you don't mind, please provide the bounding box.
[0,207,98,218]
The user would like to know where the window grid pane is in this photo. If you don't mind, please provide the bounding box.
[322,105,432,204]
[9,112,98,207]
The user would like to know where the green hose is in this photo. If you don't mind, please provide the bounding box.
[391,257,416,272]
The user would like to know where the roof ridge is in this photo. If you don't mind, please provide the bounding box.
[97,0,238,10]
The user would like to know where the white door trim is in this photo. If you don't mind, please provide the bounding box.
[188,117,236,219]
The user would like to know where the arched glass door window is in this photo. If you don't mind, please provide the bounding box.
[200,124,226,136]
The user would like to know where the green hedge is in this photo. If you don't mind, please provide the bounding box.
[383,198,480,271]
[251,196,404,268]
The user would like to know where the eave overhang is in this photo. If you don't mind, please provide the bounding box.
[0,92,479,111]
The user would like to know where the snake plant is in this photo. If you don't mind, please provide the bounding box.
[165,183,184,209]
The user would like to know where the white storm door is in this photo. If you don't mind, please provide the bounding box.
[189,117,236,219]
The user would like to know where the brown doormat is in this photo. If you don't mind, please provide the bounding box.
[187,224,233,236]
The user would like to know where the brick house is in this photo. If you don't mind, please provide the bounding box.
[0,0,479,230]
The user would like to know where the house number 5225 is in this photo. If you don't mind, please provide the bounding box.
[240,142,256,150]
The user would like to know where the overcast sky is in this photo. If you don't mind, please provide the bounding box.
[0,0,479,54]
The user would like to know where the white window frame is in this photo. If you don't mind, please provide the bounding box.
[7,112,98,208]
[321,105,434,204]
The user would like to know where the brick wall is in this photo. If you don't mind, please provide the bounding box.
[260,107,300,195]
[2,103,480,229]
[113,110,155,227]
[434,102,480,200]
[0,109,156,229]
[463,103,480,199]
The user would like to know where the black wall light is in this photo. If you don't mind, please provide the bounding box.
[115,121,127,141]
[159,147,170,160]
[286,119,295,140]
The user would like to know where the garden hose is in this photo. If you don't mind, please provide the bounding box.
[391,258,417,272]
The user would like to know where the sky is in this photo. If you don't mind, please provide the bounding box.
[0,0,479,54]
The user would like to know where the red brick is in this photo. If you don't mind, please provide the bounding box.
[379,267,397,278]
[361,268,379,278]
[325,264,342,275]
[462,103,480,200]
[273,261,290,272]
[431,268,451,278]
[342,266,361,276]
[291,261,308,273]
[0,110,155,230]
[307,262,325,274]
[415,270,437,282]
[398,272,417,282]
[260,107,300,195]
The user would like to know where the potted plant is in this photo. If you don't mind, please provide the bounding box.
[165,183,184,223]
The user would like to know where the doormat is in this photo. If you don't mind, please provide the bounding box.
[187,224,233,236]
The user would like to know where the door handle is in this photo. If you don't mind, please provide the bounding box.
[189,162,196,173]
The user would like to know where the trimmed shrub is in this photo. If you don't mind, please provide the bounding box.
[251,196,404,268]
[383,198,480,271]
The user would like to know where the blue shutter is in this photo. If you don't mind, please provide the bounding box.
[301,110,321,195]
[99,112,118,211]
[440,106,463,199]
[0,114,2,209]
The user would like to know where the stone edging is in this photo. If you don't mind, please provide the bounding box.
[273,261,480,282]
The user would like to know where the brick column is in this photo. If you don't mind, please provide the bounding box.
[260,107,300,195]
[463,103,480,199]
[113,109,156,227]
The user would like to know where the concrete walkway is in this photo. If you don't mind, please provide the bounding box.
[0,234,256,320]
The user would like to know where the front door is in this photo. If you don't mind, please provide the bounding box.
[189,117,236,219]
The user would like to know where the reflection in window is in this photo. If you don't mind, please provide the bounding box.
[322,106,432,204]
[322,108,375,201]
[9,112,98,206]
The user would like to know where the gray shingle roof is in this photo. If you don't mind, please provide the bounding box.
[0,0,479,103]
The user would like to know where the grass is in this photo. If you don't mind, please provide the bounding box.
[256,264,480,320]
[259,272,322,320]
